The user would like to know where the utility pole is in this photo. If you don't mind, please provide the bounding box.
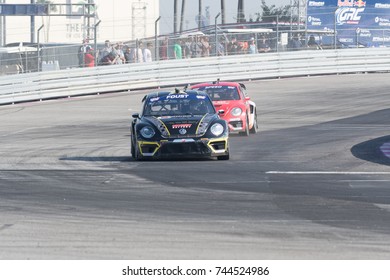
[0,0,5,46]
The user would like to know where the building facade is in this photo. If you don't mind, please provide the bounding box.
[0,0,159,45]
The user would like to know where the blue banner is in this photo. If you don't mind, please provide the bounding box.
[307,0,390,46]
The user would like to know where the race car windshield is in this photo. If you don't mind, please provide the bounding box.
[194,86,240,101]
[143,95,215,116]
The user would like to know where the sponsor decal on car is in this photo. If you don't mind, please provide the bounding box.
[166,94,189,99]
[172,124,192,129]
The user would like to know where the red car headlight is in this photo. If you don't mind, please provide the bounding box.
[231,107,242,117]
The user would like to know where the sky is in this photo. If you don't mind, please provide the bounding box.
[159,0,291,34]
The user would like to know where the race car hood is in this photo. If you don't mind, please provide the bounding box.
[213,100,243,113]
[143,114,216,137]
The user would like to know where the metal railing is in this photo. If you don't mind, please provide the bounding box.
[1,47,390,105]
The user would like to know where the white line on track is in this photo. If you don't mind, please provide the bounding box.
[266,171,390,175]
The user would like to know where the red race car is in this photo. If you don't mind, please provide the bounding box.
[191,80,258,136]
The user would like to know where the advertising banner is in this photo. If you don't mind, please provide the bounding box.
[307,0,390,46]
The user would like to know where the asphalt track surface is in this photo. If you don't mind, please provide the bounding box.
[1,73,390,259]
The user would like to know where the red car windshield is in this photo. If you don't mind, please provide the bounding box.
[194,86,240,101]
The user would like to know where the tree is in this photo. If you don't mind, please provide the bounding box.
[256,0,294,23]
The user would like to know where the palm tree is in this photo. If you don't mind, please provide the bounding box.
[180,0,185,33]
[260,0,292,23]
[221,0,225,24]
[198,0,202,30]
[174,0,178,33]
[237,0,246,23]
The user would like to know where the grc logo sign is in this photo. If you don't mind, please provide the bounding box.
[336,7,365,25]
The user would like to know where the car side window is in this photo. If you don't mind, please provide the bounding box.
[240,86,248,100]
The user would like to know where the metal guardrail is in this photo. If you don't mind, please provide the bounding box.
[1,47,390,105]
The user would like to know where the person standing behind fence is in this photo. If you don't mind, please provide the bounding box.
[132,42,144,63]
[159,37,169,60]
[217,38,225,56]
[307,35,322,50]
[258,36,271,53]
[112,42,125,64]
[84,46,95,67]
[227,36,240,55]
[248,37,258,54]
[288,35,303,51]
[124,46,133,63]
[174,40,183,59]
[98,40,112,63]
[143,42,153,62]
[78,38,91,67]
[201,36,211,57]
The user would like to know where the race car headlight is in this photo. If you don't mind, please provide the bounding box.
[210,123,224,136]
[231,107,242,117]
[140,126,155,138]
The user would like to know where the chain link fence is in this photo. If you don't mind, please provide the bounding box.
[1,18,390,76]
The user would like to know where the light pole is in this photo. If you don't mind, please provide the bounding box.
[214,12,221,56]
[37,24,44,72]
[155,16,161,61]
[31,0,35,43]
[93,20,101,66]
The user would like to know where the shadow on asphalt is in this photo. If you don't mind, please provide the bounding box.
[59,156,132,162]
[351,135,390,166]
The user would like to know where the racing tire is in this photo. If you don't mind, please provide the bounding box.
[249,111,258,134]
[239,117,250,136]
[134,142,143,161]
[131,139,135,159]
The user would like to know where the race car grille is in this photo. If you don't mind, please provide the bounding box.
[160,142,209,155]
[229,120,243,128]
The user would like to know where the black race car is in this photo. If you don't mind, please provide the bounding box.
[131,89,230,160]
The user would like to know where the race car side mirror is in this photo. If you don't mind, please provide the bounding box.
[218,109,225,115]
[132,113,140,119]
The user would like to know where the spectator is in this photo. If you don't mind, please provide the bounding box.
[217,38,225,56]
[84,46,95,67]
[132,42,144,63]
[159,37,169,60]
[124,46,133,63]
[98,39,112,63]
[307,35,322,50]
[258,36,271,53]
[201,36,211,57]
[191,36,202,58]
[78,38,91,67]
[288,35,303,51]
[184,38,192,59]
[227,36,240,55]
[99,52,118,66]
[143,42,153,62]
[112,42,125,64]
[248,37,258,54]
[174,40,183,59]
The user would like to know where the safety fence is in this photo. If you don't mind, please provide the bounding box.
[1,47,390,105]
